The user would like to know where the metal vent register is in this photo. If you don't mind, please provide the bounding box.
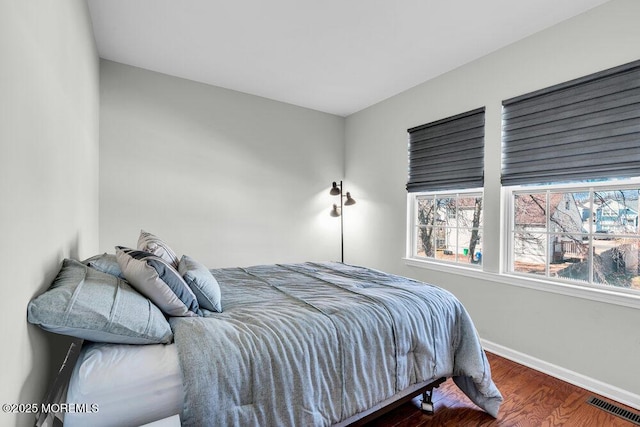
[586,396,640,425]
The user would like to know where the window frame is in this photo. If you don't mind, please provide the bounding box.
[504,177,640,298]
[404,181,640,310]
[406,188,484,268]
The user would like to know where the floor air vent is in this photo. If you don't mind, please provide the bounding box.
[586,396,640,425]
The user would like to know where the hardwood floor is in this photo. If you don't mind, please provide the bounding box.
[366,352,639,426]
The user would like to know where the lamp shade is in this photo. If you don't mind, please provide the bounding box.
[330,182,341,196]
[330,204,341,217]
[344,192,356,206]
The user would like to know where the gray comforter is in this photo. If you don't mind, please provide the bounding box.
[170,262,502,426]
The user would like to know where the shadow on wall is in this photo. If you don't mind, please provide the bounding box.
[18,233,83,426]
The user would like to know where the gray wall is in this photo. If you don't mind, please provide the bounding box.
[0,1,100,426]
[345,0,640,404]
[99,60,345,267]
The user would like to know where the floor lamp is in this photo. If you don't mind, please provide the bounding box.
[330,181,356,263]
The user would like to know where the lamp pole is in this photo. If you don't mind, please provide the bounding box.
[339,181,344,263]
[330,180,355,263]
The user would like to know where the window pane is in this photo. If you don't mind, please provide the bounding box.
[592,238,640,289]
[417,197,435,226]
[434,227,454,261]
[436,197,455,226]
[514,193,547,231]
[593,189,640,235]
[549,191,587,235]
[550,234,589,263]
[513,231,547,276]
[458,196,483,228]
[551,234,590,283]
[416,226,434,257]
[459,229,482,265]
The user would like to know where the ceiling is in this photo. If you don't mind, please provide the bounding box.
[87,0,610,117]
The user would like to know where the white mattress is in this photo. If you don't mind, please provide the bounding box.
[64,342,184,427]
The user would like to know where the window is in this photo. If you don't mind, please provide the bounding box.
[508,181,640,291]
[502,59,640,295]
[410,190,483,265]
[406,107,485,266]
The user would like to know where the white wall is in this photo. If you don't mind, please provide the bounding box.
[0,1,99,426]
[99,60,345,267]
[345,0,640,405]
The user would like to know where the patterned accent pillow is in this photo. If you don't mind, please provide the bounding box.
[116,246,201,317]
[137,230,180,269]
[178,255,223,312]
[27,259,173,344]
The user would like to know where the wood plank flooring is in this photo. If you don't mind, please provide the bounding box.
[366,352,639,426]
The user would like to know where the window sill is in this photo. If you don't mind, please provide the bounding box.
[403,257,640,310]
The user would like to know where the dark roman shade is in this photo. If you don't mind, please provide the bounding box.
[502,59,640,186]
[407,107,485,192]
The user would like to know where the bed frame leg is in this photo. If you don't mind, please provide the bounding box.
[420,389,434,414]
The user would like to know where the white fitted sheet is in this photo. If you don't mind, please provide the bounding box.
[64,342,184,427]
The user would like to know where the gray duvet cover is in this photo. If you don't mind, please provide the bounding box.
[169,262,502,426]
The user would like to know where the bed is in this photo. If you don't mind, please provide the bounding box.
[28,232,502,426]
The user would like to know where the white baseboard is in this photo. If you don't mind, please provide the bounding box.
[481,339,640,411]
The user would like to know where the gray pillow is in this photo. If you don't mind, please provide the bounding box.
[137,230,180,269]
[82,253,125,279]
[178,255,222,312]
[116,246,201,317]
[27,259,173,344]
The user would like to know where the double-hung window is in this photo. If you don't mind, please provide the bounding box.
[502,59,640,294]
[407,107,485,266]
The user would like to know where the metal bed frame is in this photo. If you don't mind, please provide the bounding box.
[35,339,446,427]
